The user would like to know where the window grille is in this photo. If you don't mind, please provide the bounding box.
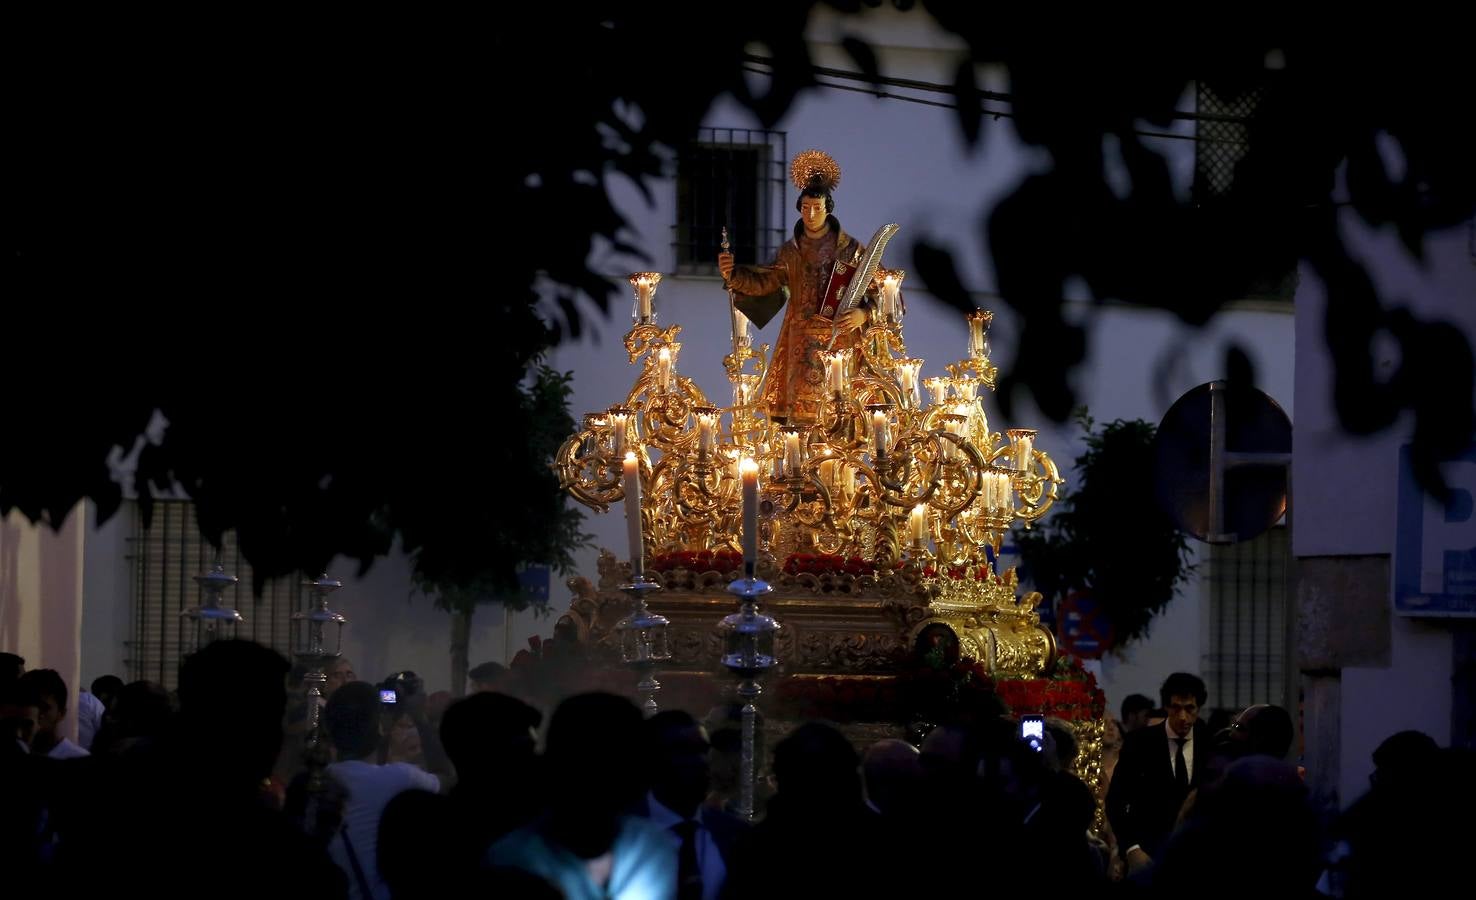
[126,500,306,689]
[1203,525,1290,713]
[673,128,787,275]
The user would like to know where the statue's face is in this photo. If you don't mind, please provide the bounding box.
[799,196,828,233]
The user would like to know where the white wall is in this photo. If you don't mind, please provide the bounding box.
[1295,207,1475,805]
[0,505,87,741]
[80,501,131,685]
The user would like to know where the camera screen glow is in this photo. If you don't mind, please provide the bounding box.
[1021,719,1043,739]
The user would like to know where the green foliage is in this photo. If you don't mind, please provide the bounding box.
[1017,413,1196,648]
[410,362,590,614]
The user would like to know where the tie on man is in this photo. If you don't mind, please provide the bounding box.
[672,819,702,900]
[1174,736,1189,789]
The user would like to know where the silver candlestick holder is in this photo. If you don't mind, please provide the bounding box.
[181,554,242,652]
[719,575,780,822]
[291,573,346,747]
[614,574,670,715]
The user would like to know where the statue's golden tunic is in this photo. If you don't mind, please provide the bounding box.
[725,227,866,423]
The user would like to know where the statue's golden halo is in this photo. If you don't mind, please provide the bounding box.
[790,149,841,193]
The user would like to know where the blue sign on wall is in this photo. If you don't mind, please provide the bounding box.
[1394,444,1476,616]
[518,565,552,606]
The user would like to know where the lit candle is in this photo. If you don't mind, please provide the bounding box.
[740,458,759,575]
[656,347,673,392]
[1009,428,1036,473]
[734,374,757,408]
[696,408,719,454]
[882,271,902,322]
[894,359,923,409]
[629,272,661,324]
[623,452,644,576]
[821,350,848,395]
[924,377,948,408]
[909,504,928,547]
[870,409,890,458]
[637,284,652,321]
[967,310,991,359]
[783,429,803,477]
[608,409,629,455]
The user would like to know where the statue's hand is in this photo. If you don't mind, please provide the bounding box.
[718,252,734,280]
[837,308,867,332]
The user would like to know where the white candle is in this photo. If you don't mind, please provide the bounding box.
[1009,429,1036,473]
[656,347,672,392]
[730,304,750,350]
[895,359,923,408]
[697,409,721,454]
[909,504,928,547]
[623,452,644,576]
[630,273,661,324]
[734,375,755,408]
[609,410,629,455]
[783,430,803,477]
[766,441,784,479]
[870,410,890,458]
[740,458,759,574]
[821,350,847,394]
[967,310,990,359]
[925,378,948,408]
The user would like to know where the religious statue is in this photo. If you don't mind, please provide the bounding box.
[718,150,883,424]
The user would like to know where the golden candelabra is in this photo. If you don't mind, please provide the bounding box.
[554,268,1065,678]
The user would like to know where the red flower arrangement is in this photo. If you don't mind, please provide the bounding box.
[781,553,876,577]
[991,655,1107,721]
[650,549,744,573]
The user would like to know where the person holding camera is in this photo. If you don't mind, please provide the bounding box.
[325,681,440,900]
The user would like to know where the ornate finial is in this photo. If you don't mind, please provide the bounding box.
[790,149,841,193]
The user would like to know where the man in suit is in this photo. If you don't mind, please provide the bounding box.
[1106,672,1210,874]
[640,710,747,900]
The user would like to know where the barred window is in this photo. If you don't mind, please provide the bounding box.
[1202,525,1290,714]
[1194,81,1262,202]
[673,128,787,276]
[1195,80,1295,303]
[127,500,307,689]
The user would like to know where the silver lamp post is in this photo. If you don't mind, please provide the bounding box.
[719,574,780,821]
[291,573,346,746]
[180,554,242,651]
[614,574,670,715]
